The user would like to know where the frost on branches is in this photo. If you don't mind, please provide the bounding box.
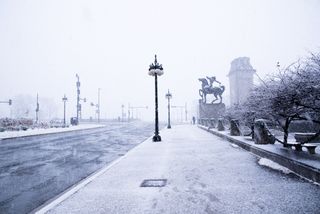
[225,52,320,146]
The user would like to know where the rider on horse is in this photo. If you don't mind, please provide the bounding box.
[206,76,221,88]
[198,76,225,104]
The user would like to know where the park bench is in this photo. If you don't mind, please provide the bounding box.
[285,141,319,154]
[285,142,302,151]
[291,133,320,154]
[302,144,318,154]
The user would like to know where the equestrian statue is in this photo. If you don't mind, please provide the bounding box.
[198,76,225,104]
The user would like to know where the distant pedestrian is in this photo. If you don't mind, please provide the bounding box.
[192,116,196,125]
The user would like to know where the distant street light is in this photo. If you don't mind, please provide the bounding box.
[35,93,39,123]
[185,102,188,121]
[165,90,172,129]
[121,104,125,122]
[128,106,148,120]
[172,105,185,123]
[148,55,164,142]
[90,102,98,121]
[97,88,101,123]
[62,95,68,126]
[91,88,101,123]
[128,103,131,121]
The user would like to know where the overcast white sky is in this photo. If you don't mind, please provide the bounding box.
[0,0,319,121]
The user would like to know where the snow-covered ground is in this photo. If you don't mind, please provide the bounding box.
[0,124,105,140]
[41,125,320,214]
[258,158,292,174]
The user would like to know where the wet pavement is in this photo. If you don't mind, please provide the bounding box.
[0,121,154,214]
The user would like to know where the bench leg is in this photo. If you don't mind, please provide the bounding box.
[307,147,316,154]
[294,145,302,151]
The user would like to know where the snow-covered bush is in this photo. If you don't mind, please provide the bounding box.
[0,118,34,131]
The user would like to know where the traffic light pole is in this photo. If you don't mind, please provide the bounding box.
[0,100,12,105]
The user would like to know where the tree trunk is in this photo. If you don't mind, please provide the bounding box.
[251,125,254,140]
[283,118,291,147]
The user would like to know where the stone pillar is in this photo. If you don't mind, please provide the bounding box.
[204,118,208,127]
[209,118,215,129]
[217,118,225,131]
[230,119,241,136]
[254,119,269,144]
[206,118,210,127]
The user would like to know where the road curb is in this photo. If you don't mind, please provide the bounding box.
[0,125,105,141]
[198,125,320,183]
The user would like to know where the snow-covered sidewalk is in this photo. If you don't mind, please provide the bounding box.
[0,124,105,140]
[33,125,319,214]
[198,125,320,182]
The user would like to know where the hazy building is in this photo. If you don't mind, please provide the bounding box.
[228,57,256,105]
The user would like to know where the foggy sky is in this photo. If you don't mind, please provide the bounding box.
[1,0,319,121]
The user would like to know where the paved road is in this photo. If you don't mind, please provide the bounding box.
[47,125,320,214]
[0,122,154,214]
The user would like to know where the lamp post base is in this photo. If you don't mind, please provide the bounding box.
[152,135,162,142]
[167,125,171,129]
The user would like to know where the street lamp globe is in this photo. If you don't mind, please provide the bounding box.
[148,55,164,76]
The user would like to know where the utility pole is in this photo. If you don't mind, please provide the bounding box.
[62,95,68,126]
[76,74,80,123]
[128,103,130,122]
[121,104,125,122]
[35,93,39,123]
[185,102,188,122]
[98,88,101,123]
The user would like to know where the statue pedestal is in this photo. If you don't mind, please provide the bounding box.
[198,100,226,119]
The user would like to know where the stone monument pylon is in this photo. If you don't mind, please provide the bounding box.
[228,57,255,105]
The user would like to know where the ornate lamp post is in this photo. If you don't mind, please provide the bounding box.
[165,90,172,129]
[62,95,68,126]
[148,55,164,142]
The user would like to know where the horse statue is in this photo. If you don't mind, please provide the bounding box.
[198,77,225,103]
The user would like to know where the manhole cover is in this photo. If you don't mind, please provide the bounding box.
[140,179,167,187]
